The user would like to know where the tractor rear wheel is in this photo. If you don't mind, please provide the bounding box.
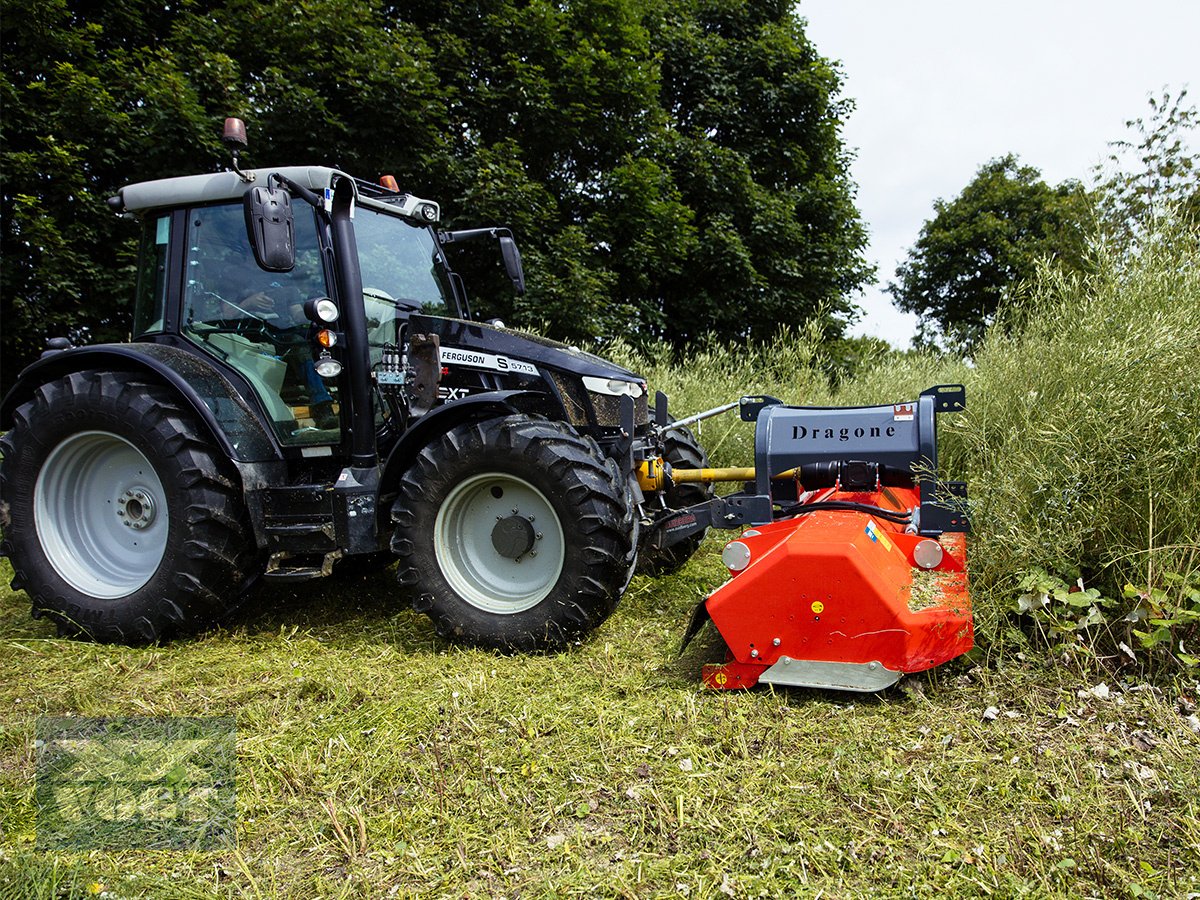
[391,415,635,652]
[0,371,256,643]
[637,425,714,576]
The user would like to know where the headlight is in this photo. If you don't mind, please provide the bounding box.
[305,297,340,323]
[582,376,644,398]
[315,352,342,378]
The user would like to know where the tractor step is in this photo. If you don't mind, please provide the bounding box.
[263,549,343,581]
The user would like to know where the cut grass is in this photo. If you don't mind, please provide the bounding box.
[2,555,1198,899]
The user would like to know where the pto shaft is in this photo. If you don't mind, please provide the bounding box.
[637,460,800,492]
[672,467,758,483]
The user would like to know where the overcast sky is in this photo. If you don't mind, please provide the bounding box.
[800,0,1199,345]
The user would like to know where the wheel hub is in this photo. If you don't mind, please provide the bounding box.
[491,513,536,560]
[117,488,157,530]
[433,473,565,614]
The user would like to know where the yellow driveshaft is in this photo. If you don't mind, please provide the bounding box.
[672,467,758,484]
[636,460,798,492]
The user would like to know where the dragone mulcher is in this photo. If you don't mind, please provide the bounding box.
[656,386,973,692]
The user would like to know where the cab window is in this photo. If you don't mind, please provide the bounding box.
[179,202,340,446]
[132,214,170,336]
[354,205,455,365]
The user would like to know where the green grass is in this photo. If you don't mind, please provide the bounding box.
[2,553,1199,898]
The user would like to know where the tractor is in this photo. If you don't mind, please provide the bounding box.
[0,119,711,651]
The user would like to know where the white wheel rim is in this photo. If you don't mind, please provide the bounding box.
[434,473,565,614]
[34,431,169,599]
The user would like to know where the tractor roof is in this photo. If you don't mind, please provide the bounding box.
[113,166,353,213]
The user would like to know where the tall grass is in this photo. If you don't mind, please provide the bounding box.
[951,215,1200,666]
[602,322,834,469]
[608,215,1200,671]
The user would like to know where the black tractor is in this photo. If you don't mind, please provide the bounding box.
[0,120,712,651]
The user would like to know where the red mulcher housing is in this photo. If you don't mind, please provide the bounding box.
[645,386,973,692]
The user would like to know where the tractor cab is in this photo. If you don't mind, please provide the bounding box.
[127,167,463,450]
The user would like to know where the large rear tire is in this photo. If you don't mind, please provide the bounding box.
[391,416,635,652]
[637,425,714,576]
[0,371,256,643]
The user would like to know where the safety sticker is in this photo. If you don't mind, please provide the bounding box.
[811,601,825,614]
[893,403,915,421]
[864,518,895,552]
[439,346,539,376]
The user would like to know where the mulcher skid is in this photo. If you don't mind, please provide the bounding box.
[659,385,973,692]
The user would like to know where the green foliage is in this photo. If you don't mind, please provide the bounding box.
[1124,574,1200,667]
[888,154,1092,352]
[945,215,1200,673]
[600,324,834,470]
[0,0,871,389]
[1094,87,1200,248]
[1013,568,1119,656]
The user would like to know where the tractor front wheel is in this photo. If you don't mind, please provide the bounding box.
[391,416,635,652]
[0,371,256,643]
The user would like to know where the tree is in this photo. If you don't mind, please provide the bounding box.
[888,155,1092,352]
[1,0,872,391]
[1094,87,1199,248]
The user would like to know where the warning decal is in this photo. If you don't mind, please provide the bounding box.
[864,518,895,553]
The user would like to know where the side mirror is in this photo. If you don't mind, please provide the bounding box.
[244,184,296,272]
[498,235,526,296]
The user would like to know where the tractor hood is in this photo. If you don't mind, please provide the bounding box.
[410,315,643,385]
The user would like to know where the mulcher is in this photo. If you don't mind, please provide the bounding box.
[664,386,974,691]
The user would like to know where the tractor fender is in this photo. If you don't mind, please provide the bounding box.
[379,390,560,501]
[0,343,283,465]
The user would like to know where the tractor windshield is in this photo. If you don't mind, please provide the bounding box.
[354,205,455,367]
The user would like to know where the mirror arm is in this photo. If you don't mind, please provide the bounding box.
[269,173,323,212]
[438,227,510,245]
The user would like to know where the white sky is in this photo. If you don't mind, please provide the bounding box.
[800,0,1200,346]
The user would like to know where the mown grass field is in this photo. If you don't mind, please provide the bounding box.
[2,220,1199,898]
[2,549,1199,899]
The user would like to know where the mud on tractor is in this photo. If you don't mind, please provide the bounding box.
[0,119,712,651]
